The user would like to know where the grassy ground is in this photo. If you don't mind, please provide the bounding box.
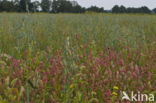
[0,13,156,103]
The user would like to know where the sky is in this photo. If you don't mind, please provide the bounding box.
[68,0,156,10]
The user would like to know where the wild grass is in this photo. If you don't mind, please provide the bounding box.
[0,13,156,103]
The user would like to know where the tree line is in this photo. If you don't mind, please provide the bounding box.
[0,0,156,13]
[112,5,154,13]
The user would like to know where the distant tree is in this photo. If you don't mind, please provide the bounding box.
[19,0,31,12]
[51,0,57,13]
[126,7,134,13]
[120,5,126,13]
[41,0,51,12]
[112,5,126,13]
[0,0,18,12]
[58,0,72,12]
[127,7,141,13]
[0,0,39,12]
[52,0,73,13]
[31,1,40,12]
[112,5,151,14]
[72,5,85,13]
[87,6,104,12]
[153,8,156,13]
[13,0,20,11]
[112,5,120,13]
[140,6,151,13]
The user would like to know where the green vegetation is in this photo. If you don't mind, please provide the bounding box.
[0,13,156,103]
[0,0,156,13]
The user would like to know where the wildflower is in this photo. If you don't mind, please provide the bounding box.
[11,58,21,68]
[70,84,75,89]
[91,91,97,96]
[112,92,118,96]
[105,90,111,96]
[113,86,119,90]
[0,60,6,65]
[119,59,124,66]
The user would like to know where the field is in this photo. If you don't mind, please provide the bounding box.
[0,13,156,103]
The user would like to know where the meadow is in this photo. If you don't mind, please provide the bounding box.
[0,13,156,103]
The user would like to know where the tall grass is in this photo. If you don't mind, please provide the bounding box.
[0,13,156,103]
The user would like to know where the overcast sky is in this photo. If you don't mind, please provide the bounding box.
[68,0,156,10]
